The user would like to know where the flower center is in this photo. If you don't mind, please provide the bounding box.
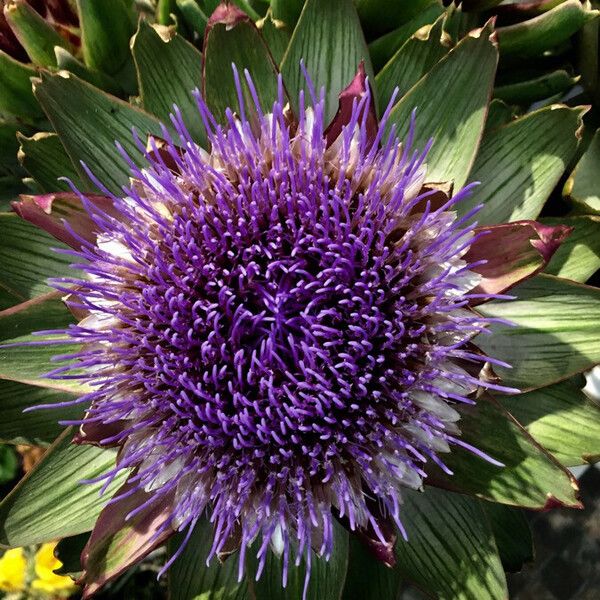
[118,164,428,481]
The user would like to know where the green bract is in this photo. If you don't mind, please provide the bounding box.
[1,1,599,599]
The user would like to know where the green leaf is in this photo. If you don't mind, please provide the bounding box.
[443,6,479,42]
[203,5,280,126]
[0,50,44,120]
[494,69,579,106]
[497,0,599,59]
[482,503,533,573]
[257,10,291,66]
[17,131,84,192]
[484,99,513,135]
[0,428,125,547]
[462,105,585,224]
[281,0,372,124]
[176,0,209,37]
[342,536,402,600]
[375,15,451,115]
[355,0,440,39]
[0,214,74,309]
[0,380,82,446]
[3,0,72,67]
[0,445,18,485]
[460,0,504,10]
[0,176,26,212]
[76,0,135,76]
[386,22,498,190]
[229,0,261,21]
[429,394,582,509]
[542,216,600,282]
[33,71,164,194]
[395,487,507,600]
[167,517,248,600]
[578,6,600,107]
[500,376,600,466]
[132,20,206,145]
[248,520,349,600]
[366,4,444,73]
[0,293,83,391]
[156,0,176,25]
[270,0,304,29]
[54,46,122,95]
[0,119,24,171]
[564,127,600,214]
[477,274,600,391]
[53,533,88,578]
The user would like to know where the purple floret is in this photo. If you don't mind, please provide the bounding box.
[41,69,511,590]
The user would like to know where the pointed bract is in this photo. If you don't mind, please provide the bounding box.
[325,61,378,149]
[465,220,572,302]
[79,481,176,598]
[11,192,118,250]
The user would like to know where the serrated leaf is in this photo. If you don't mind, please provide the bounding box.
[132,20,206,145]
[375,16,450,115]
[0,380,82,445]
[0,214,74,309]
[17,132,84,193]
[0,293,83,391]
[386,23,498,190]
[500,376,600,466]
[367,4,444,73]
[477,274,600,391]
[395,487,507,600]
[33,71,164,194]
[281,0,372,124]
[482,503,533,573]
[429,394,582,509]
[341,536,402,600]
[497,0,599,59]
[564,127,600,214]
[167,517,248,600]
[462,105,585,224]
[203,5,280,126]
[0,428,125,547]
[248,520,349,600]
[542,216,600,282]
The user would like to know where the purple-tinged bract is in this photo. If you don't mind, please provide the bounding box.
[45,70,513,588]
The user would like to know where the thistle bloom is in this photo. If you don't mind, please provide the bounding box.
[13,60,571,596]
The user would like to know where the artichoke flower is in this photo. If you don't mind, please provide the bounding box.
[1,2,600,600]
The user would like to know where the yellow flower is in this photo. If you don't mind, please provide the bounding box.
[0,547,27,592]
[31,542,78,597]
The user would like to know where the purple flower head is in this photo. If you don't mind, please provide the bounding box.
[14,63,571,597]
